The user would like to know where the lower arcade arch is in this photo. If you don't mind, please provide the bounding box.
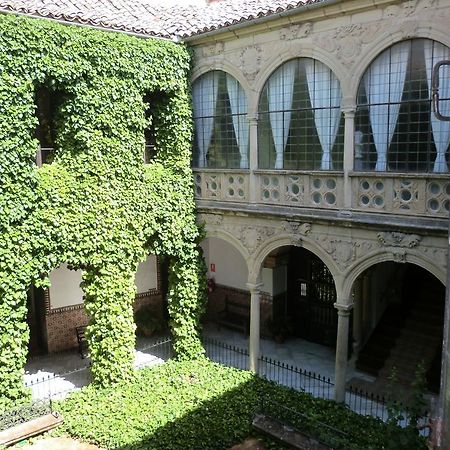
[260,245,340,349]
[350,261,445,394]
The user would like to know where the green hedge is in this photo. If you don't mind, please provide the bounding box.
[0,13,206,409]
[56,359,425,450]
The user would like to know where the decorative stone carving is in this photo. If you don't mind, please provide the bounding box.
[197,213,223,226]
[399,21,419,39]
[240,45,262,81]
[377,232,421,248]
[316,23,381,66]
[282,221,311,236]
[202,42,225,57]
[225,225,275,254]
[279,23,312,40]
[392,249,407,263]
[319,238,357,270]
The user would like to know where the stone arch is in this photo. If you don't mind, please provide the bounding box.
[249,234,342,293]
[191,65,254,111]
[341,249,446,300]
[253,48,346,104]
[348,24,450,103]
[202,227,251,272]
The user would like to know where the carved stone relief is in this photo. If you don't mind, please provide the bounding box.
[197,213,224,226]
[222,225,275,254]
[391,249,407,263]
[377,232,421,248]
[317,237,358,270]
[279,23,312,40]
[239,45,262,81]
[282,221,311,236]
[202,42,225,57]
[315,23,381,66]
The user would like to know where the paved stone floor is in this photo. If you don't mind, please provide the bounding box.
[24,324,371,401]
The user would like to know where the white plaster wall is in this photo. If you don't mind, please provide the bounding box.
[135,255,158,293]
[49,263,83,308]
[261,268,273,294]
[202,237,248,290]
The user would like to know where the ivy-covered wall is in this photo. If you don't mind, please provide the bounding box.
[0,13,206,409]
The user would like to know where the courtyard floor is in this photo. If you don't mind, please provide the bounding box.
[23,323,373,401]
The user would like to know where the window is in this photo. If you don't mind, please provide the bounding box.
[192,71,249,169]
[35,86,63,166]
[258,58,343,171]
[143,92,161,164]
[355,39,450,173]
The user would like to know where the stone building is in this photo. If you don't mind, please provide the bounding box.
[3,0,450,437]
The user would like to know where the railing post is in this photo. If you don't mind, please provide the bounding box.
[334,302,353,403]
[247,282,262,373]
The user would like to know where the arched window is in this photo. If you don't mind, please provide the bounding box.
[258,58,343,170]
[355,39,450,173]
[192,71,249,169]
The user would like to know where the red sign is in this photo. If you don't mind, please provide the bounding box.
[210,263,216,272]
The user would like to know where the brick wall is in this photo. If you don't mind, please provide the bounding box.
[45,291,163,353]
[205,284,273,336]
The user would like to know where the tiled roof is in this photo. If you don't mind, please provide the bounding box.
[0,0,325,39]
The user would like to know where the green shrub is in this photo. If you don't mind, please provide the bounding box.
[55,359,422,450]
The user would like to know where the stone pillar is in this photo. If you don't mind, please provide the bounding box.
[342,108,355,210]
[352,279,363,355]
[334,302,353,402]
[247,282,262,372]
[248,116,258,203]
[436,234,450,448]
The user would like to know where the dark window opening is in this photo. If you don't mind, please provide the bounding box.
[34,85,65,167]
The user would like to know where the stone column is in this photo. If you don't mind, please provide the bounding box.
[334,302,353,402]
[342,108,356,210]
[247,282,262,372]
[352,279,363,355]
[436,236,450,448]
[248,116,258,203]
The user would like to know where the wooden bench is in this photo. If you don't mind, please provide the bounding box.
[216,296,250,336]
[252,414,334,450]
[76,325,88,359]
[0,412,63,447]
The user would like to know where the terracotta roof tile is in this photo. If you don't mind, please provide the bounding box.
[0,0,325,39]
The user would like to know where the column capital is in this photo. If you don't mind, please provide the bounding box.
[248,114,258,126]
[246,282,263,293]
[334,302,354,314]
[342,108,356,118]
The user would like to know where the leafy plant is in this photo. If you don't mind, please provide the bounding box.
[54,359,402,450]
[0,13,206,409]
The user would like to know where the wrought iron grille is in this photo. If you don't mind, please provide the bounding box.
[355,39,450,173]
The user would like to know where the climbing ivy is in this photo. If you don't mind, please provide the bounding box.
[0,13,206,410]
